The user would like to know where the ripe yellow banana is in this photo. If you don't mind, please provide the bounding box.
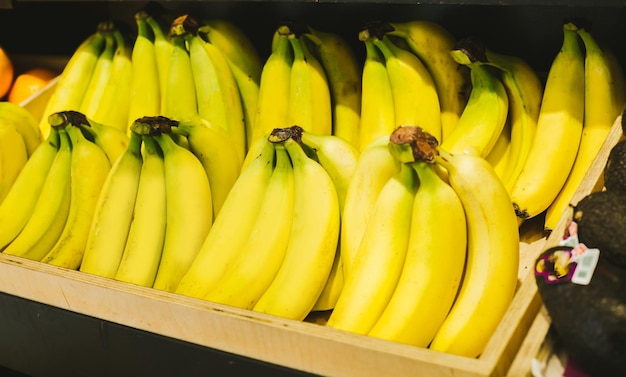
[204,143,295,309]
[327,163,417,335]
[92,26,133,133]
[0,100,43,156]
[368,158,467,348]
[0,127,59,250]
[128,10,162,125]
[79,23,116,119]
[189,24,246,161]
[175,138,275,299]
[372,33,442,142]
[442,48,509,157]
[250,30,292,144]
[252,137,340,321]
[2,127,71,261]
[172,118,243,219]
[286,29,332,136]
[340,135,401,279]
[416,133,519,358]
[0,119,28,203]
[115,133,167,287]
[357,38,395,151]
[384,19,469,141]
[302,26,362,147]
[484,116,512,181]
[199,19,262,148]
[509,21,585,223]
[76,114,129,165]
[38,29,106,138]
[145,11,172,111]
[41,114,112,269]
[151,120,213,293]
[545,22,624,231]
[79,131,143,278]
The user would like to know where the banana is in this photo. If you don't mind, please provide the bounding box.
[367,158,467,348]
[41,114,112,269]
[0,119,28,203]
[128,10,162,125]
[79,131,143,278]
[380,20,469,140]
[285,27,332,137]
[544,21,624,231]
[370,32,442,142]
[38,29,106,138]
[187,18,245,160]
[92,26,133,133]
[2,127,71,261]
[199,19,262,148]
[0,127,59,250]
[115,133,167,287]
[79,23,116,119]
[302,26,362,147]
[0,101,43,156]
[484,116,512,180]
[340,135,401,279]
[356,37,395,151]
[252,136,340,321]
[203,143,294,309]
[388,126,519,358]
[76,113,130,165]
[175,138,275,299]
[172,117,243,218]
[509,21,585,223]
[149,118,213,293]
[327,163,418,334]
[145,10,172,111]
[441,46,509,157]
[250,29,292,144]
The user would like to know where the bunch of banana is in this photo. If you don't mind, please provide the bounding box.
[1,111,113,269]
[0,101,43,203]
[176,126,341,321]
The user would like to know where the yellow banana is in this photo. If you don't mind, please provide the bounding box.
[41,114,112,269]
[442,47,509,157]
[545,22,624,231]
[0,119,28,203]
[252,137,340,321]
[76,113,129,165]
[188,20,245,160]
[145,10,172,111]
[79,131,143,278]
[2,127,71,261]
[38,29,106,138]
[384,19,469,141]
[327,163,418,334]
[371,33,442,142]
[509,21,585,223]
[0,100,43,156]
[368,158,467,348]
[340,135,401,279]
[175,138,275,299]
[115,133,167,287]
[0,127,59,250]
[204,143,294,309]
[92,26,133,133]
[128,10,162,125]
[79,23,116,119]
[250,29,292,144]
[172,118,243,219]
[286,28,332,136]
[302,26,362,147]
[150,119,213,293]
[357,38,395,151]
[199,19,262,148]
[484,116,512,180]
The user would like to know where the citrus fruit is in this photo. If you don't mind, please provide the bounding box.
[0,46,14,99]
[8,67,56,104]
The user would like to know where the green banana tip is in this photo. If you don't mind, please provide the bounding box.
[451,36,487,65]
[130,115,178,136]
[388,126,439,164]
[48,111,88,129]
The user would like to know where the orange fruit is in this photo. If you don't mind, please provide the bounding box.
[8,67,56,104]
[0,46,13,99]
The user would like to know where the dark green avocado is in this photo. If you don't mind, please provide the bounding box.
[604,139,626,194]
[535,246,626,376]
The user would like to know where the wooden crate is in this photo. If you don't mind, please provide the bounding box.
[0,91,621,376]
